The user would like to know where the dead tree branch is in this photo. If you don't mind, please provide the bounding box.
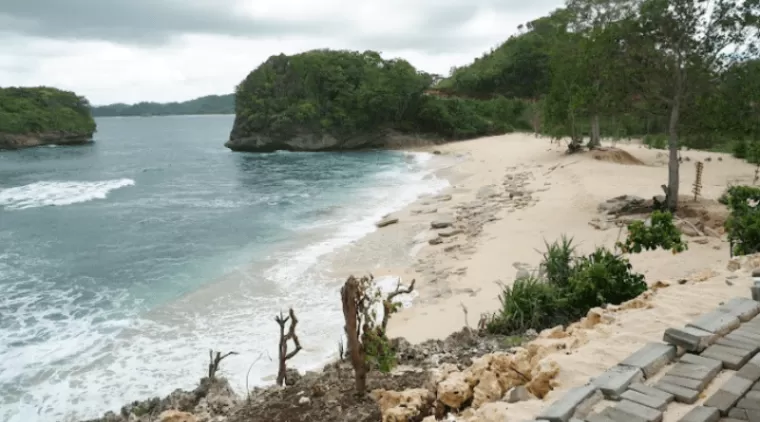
[380,278,415,333]
[275,308,303,386]
[208,349,238,380]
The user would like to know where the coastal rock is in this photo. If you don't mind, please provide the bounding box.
[436,371,472,409]
[471,370,502,408]
[504,385,535,403]
[438,229,463,238]
[0,131,95,150]
[598,195,646,215]
[431,219,454,229]
[376,217,399,228]
[411,207,438,215]
[429,237,443,245]
[371,388,435,422]
[159,410,197,422]
[434,194,453,202]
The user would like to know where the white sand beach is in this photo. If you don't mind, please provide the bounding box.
[335,133,759,420]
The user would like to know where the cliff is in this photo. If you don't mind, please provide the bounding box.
[0,87,96,150]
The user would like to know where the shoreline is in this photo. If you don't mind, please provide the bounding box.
[80,132,760,422]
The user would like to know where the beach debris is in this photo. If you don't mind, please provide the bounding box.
[275,308,303,386]
[598,195,647,216]
[208,349,238,381]
[376,217,399,228]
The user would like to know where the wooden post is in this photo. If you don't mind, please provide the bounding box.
[692,161,704,201]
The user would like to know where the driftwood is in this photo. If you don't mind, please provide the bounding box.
[275,308,302,386]
[208,349,238,380]
[341,276,367,395]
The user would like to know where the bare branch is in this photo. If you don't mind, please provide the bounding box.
[275,308,303,386]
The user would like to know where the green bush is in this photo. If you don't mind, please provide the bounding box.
[486,275,568,335]
[734,140,749,159]
[643,134,668,150]
[724,185,760,256]
[617,211,687,254]
[565,248,647,315]
[487,237,647,336]
[540,235,576,287]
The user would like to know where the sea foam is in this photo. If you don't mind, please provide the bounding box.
[0,179,135,210]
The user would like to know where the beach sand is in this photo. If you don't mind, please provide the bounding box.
[327,133,759,420]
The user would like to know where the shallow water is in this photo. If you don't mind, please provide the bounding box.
[0,115,447,421]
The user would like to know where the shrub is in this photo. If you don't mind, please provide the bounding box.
[724,185,760,256]
[487,237,648,336]
[539,235,576,287]
[486,275,568,335]
[643,134,667,150]
[733,140,749,159]
[565,248,647,316]
[617,211,687,254]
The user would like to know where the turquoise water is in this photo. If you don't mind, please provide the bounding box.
[0,115,447,421]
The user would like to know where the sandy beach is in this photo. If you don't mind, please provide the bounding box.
[327,132,760,420]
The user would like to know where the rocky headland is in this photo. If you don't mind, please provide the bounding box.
[0,87,96,150]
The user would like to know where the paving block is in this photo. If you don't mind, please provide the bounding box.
[752,286,760,301]
[653,381,700,403]
[704,374,754,414]
[537,384,598,422]
[718,297,760,322]
[717,336,760,353]
[727,407,748,420]
[727,332,760,347]
[687,310,741,336]
[737,353,760,382]
[591,365,644,400]
[620,343,677,379]
[667,362,721,385]
[585,413,616,422]
[732,329,760,342]
[664,326,718,352]
[598,407,648,422]
[659,374,708,391]
[753,380,760,391]
[701,344,755,370]
[620,389,669,410]
[677,406,720,422]
[628,382,675,404]
[571,388,603,419]
[735,389,760,410]
[613,399,663,422]
[680,353,724,372]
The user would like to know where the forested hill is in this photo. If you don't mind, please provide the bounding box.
[0,86,97,149]
[91,94,234,117]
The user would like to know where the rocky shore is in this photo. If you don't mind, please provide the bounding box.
[0,131,94,150]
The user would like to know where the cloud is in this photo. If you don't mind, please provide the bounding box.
[0,0,564,104]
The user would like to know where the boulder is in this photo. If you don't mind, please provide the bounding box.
[372,388,435,422]
[437,371,472,409]
[431,218,454,229]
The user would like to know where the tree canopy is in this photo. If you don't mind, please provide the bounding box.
[0,87,96,135]
[91,94,235,117]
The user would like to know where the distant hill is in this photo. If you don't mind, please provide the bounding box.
[91,94,234,117]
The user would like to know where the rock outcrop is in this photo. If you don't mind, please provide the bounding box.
[0,131,94,150]
[225,127,433,152]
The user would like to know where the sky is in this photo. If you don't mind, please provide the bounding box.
[0,0,563,105]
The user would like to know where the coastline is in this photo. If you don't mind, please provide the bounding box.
[322,132,760,419]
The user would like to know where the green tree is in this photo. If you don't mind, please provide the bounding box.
[622,0,760,210]
[0,87,96,135]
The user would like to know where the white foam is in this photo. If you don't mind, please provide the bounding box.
[0,179,135,210]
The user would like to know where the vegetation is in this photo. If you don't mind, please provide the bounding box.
[91,94,234,117]
[617,211,688,254]
[0,87,96,135]
[724,185,760,256]
[487,237,648,335]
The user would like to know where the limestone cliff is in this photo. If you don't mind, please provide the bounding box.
[0,131,94,150]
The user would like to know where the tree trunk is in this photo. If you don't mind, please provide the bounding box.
[589,114,601,148]
[341,277,367,395]
[666,98,681,211]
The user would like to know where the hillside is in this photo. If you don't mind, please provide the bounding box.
[0,86,97,149]
[91,94,234,117]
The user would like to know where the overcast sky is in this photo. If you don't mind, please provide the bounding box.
[0,0,563,105]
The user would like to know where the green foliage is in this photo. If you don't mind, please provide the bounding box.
[724,186,760,256]
[617,211,688,254]
[486,275,568,335]
[540,235,576,287]
[91,94,234,117]
[0,87,96,135]
[363,329,397,373]
[643,134,668,150]
[487,236,647,336]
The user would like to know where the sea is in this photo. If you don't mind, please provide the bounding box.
[0,115,449,422]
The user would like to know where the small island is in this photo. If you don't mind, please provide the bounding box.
[0,87,97,150]
[226,49,528,152]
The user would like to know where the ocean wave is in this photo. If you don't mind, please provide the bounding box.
[0,179,135,210]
